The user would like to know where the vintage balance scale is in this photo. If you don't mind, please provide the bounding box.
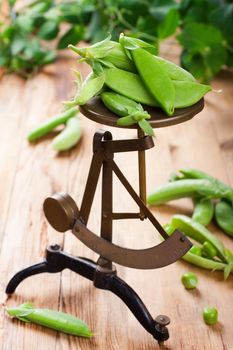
[6,96,204,343]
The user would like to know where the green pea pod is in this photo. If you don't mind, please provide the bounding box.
[164,224,231,278]
[173,81,212,108]
[104,68,159,107]
[117,115,136,126]
[183,252,228,274]
[67,72,105,107]
[170,215,227,262]
[131,48,175,116]
[27,107,79,141]
[138,118,154,136]
[147,179,230,206]
[119,33,158,55]
[69,35,114,59]
[192,198,214,226]
[101,91,143,117]
[69,38,136,72]
[153,56,195,82]
[52,117,82,151]
[101,91,154,136]
[7,302,93,337]
[215,200,233,237]
[179,168,233,204]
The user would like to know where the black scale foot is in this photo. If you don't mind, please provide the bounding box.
[6,245,170,343]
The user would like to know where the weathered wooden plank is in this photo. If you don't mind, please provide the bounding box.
[0,57,77,350]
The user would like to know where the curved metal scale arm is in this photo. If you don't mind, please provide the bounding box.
[73,220,192,269]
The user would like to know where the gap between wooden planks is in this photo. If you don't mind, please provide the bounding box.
[0,51,233,350]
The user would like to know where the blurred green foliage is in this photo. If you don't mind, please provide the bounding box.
[0,0,232,80]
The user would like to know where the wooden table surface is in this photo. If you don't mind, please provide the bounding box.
[0,46,233,350]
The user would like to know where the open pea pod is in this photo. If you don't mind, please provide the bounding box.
[170,215,227,262]
[164,223,232,279]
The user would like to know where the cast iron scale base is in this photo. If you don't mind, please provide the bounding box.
[6,97,204,343]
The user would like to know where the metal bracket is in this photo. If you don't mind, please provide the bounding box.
[5,245,170,343]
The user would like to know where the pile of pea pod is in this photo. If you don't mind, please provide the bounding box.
[27,34,212,149]
[66,33,211,135]
[148,168,233,278]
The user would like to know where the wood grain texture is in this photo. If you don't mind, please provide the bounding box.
[0,43,233,350]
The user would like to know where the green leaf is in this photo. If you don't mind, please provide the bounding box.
[11,35,26,55]
[177,23,223,52]
[177,23,227,82]
[157,8,179,39]
[41,50,56,64]
[204,43,227,75]
[209,4,233,42]
[23,39,41,61]
[149,0,178,21]
[15,14,34,33]
[181,50,209,82]
[57,25,84,50]
[226,48,233,68]
[38,21,59,40]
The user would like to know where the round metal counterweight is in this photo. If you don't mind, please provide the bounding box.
[43,192,79,232]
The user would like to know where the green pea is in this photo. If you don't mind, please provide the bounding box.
[202,241,217,259]
[52,117,82,151]
[192,197,214,226]
[189,246,202,256]
[173,81,211,108]
[203,307,218,325]
[131,48,175,116]
[181,272,198,289]
[215,200,233,237]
